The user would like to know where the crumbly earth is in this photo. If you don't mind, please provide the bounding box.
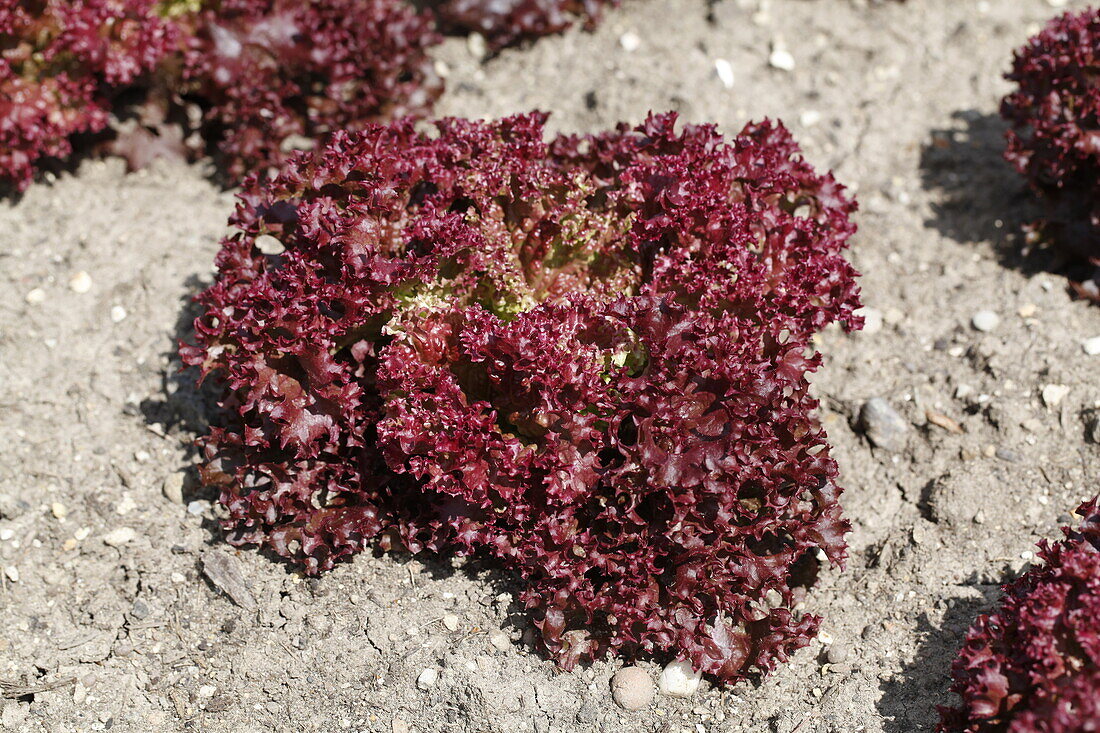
[1,0,1098,731]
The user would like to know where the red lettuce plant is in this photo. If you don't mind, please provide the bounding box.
[177,0,443,182]
[428,0,618,49]
[1002,8,1100,297]
[938,498,1100,732]
[0,0,177,191]
[183,111,862,680]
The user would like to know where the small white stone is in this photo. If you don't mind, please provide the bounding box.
[170,572,186,583]
[162,473,185,504]
[187,500,210,515]
[1041,384,1070,408]
[0,529,13,541]
[68,271,93,294]
[971,310,1000,332]
[855,307,883,335]
[103,527,136,547]
[659,660,702,698]
[198,685,217,698]
[4,565,19,582]
[488,630,511,652]
[466,32,487,58]
[254,235,285,256]
[441,614,460,631]
[50,502,67,519]
[416,667,439,690]
[713,58,734,89]
[611,666,654,710]
[24,288,46,305]
[1083,336,1100,356]
[134,450,151,463]
[619,31,640,52]
[116,495,137,515]
[110,305,128,323]
[769,40,795,71]
[799,109,822,127]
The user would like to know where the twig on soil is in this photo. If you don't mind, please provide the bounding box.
[0,676,77,699]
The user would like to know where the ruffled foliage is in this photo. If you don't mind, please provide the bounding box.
[183,111,862,680]
[1002,8,1100,282]
[1,0,442,189]
[178,0,442,181]
[0,0,177,191]
[938,498,1100,732]
[428,0,617,49]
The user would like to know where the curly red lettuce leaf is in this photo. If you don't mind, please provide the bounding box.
[938,497,1100,732]
[0,0,177,190]
[1002,8,1100,294]
[183,111,862,681]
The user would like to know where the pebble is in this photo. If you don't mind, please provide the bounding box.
[1018,303,1037,318]
[198,685,217,698]
[466,32,487,58]
[1083,336,1100,356]
[658,660,701,698]
[619,32,640,52]
[416,667,439,690]
[800,109,822,127]
[24,288,46,305]
[611,666,654,711]
[4,565,19,582]
[855,306,883,335]
[254,235,285,255]
[441,613,460,631]
[970,310,1000,332]
[163,473,185,504]
[201,550,257,610]
[1041,384,1070,408]
[713,58,734,89]
[50,502,67,519]
[768,40,795,71]
[488,630,511,652]
[110,305,128,323]
[0,529,13,541]
[68,271,93,293]
[188,499,211,515]
[826,643,849,664]
[103,527,136,547]
[858,398,908,452]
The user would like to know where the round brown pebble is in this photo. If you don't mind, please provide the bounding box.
[611,666,654,711]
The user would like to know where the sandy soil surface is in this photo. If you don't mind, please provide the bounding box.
[2,0,1099,731]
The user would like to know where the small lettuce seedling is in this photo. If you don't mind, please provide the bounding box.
[185,111,862,680]
[938,498,1100,732]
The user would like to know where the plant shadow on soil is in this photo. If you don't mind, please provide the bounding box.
[919,109,1097,290]
[873,571,1009,732]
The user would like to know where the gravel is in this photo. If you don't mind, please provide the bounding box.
[610,667,654,710]
[658,660,702,699]
[858,398,909,452]
[970,310,1000,332]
